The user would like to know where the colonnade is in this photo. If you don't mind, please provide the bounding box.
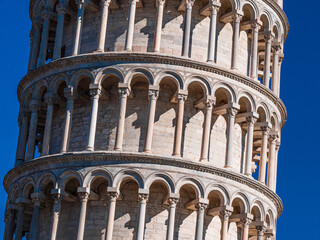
[4,188,273,240]
[27,0,283,95]
[15,83,280,192]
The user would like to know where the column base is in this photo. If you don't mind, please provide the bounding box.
[94,49,104,53]
[143,149,152,154]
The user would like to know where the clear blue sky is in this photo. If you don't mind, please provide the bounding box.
[0,0,317,238]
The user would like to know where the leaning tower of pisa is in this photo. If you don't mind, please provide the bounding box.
[3,0,288,239]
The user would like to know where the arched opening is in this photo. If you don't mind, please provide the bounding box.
[176,184,198,239]
[124,74,150,152]
[83,176,109,239]
[56,177,81,239]
[258,14,271,84]
[152,77,178,155]
[145,181,170,239]
[114,178,140,239]
[21,183,35,239]
[69,77,91,151]
[182,81,206,161]
[49,80,67,154]
[216,0,235,68]
[95,74,121,151]
[204,191,225,239]
[230,197,246,239]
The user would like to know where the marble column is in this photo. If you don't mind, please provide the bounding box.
[258,126,270,184]
[125,0,139,51]
[166,197,179,240]
[29,194,44,240]
[220,209,232,240]
[231,13,243,70]
[172,93,187,157]
[182,0,195,57]
[244,116,257,176]
[96,0,112,52]
[15,111,30,166]
[276,54,284,96]
[53,3,68,60]
[86,86,101,151]
[207,2,220,62]
[29,19,42,71]
[274,142,280,191]
[50,190,62,240]
[38,9,52,66]
[14,202,26,240]
[263,33,273,88]
[200,99,214,161]
[42,93,55,156]
[72,0,87,56]
[256,226,266,240]
[3,209,15,240]
[267,135,277,191]
[27,28,35,72]
[114,86,130,151]
[154,0,165,52]
[271,45,281,93]
[225,106,238,168]
[250,22,261,79]
[26,100,40,161]
[195,202,207,240]
[241,217,252,240]
[61,87,74,153]
[105,191,118,240]
[136,193,148,240]
[76,190,90,240]
[144,88,159,153]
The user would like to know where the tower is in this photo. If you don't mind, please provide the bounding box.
[3,0,288,239]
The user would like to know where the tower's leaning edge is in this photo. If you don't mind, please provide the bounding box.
[3,0,288,239]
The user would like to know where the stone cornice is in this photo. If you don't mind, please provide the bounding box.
[17,52,287,127]
[3,151,283,217]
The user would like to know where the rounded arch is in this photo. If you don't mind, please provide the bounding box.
[266,209,276,229]
[184,75,211,96]
[145,172,175,194]
[83,168,113,188]
[57,170,83,190]
[271,112,280,131]
[154,71,184,90]
[237,91,256,112]
[8,183,19,203]
[205,184,230,206]
[21,88,34,108]
[259,11,272,32]
[69,69,94,89]
[35,171,56,193]
[220,0,238,14]
[113,169,145,190]
[251,199,266,221]
[230,192,250,213]
[175,177,205,198]
[241,1,259,21]
[256,102,271,122]
[212,82,236,105]
[49,72,69,94]
[95,66,125,86]
[33,80,49,100]
[124,68,154,86]
[32,0,46,19]
[21,177,36,199]
[273,21,283,43]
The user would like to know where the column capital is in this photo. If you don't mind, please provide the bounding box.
[64,86,74,100]
[195,202,208,212]
[269,134,279,143]
[138,188,149,202]
[204,96,216,108]
[272,42,282,52]
[41,8,55,20]
[31,192,46,207]
[246,115,258,125]
[56,3,69,14]
[261,124,271,134]
[101,0,112,6]
[107,191,119,202]
[89,84,102,99]
[118,87,130,97]
[209,0,221,11]
[240,216,253,226]
[29,100,40,112]
[227,106,239,117]
[156,0,166,6]
[251,19,262,32]
[77,192,90,201]
[219,209,233,221]
[232,11,243,23]
[177,92,188,102]
[186,0,195,8]
[168,197,179,206]
[44,92,57,105]
[32,17,43,29]
[148,86,159,100]
[264,32,275,42]
[256,225,267,236]
[76,0,88,8]
[129,0,140,5]
[51,188,62,200]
